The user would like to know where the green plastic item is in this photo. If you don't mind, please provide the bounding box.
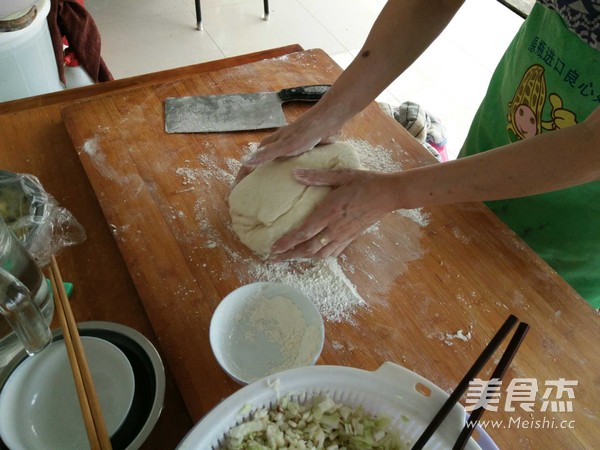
[46,279,73,298]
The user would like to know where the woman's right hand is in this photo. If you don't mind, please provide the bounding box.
[233,104,346,186]
[241,104,345,168]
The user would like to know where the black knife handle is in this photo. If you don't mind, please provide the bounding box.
[277,85,330,102]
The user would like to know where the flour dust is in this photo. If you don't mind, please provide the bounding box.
[174,140,429,323]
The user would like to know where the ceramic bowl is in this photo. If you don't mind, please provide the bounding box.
[0,336,135,450]
[0,321,166,450]
[210,282,325,384]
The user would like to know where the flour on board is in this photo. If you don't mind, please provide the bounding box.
[82,134,142,185]
[428,327,473,347]
[248,258,367,324]
[174,139,430,323]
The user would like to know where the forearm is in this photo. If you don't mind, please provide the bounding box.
[312,0,465,123]
[244,1,465,166]
[388,109,600,209]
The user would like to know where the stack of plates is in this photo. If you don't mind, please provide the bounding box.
[0,322,165,450]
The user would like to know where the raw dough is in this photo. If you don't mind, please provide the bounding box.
[229,142,361,255]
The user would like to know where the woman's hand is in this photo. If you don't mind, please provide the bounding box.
[233,105,345,186]
[241,105,345,167]
[270,168,399,260]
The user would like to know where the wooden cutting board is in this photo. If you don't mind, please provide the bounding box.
[60,49,599,448]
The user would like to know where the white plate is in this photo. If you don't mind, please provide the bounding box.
[177,362,498,450]
[0,336,135,450]
[210,282,325,384]
[77,322,166,450]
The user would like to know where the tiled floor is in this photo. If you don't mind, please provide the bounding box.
[87,0,524,159]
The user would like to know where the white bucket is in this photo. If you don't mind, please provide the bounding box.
[0,0,64,102]
[0,1,37,20]
[64,63,94,89]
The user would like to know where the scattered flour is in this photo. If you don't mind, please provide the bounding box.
[429,327,474,347]
[175,167,201,185]
[395,208,430,228]
[445,329,472,343]
[82,134,143,190]
[452,226,472,244]
[197,153,236,185]
[172,138,429,323]
[248,258,367,323]
[82,136,99,156]
[82,135,120,181]
[346,138,403,173]
[331,341,345,351]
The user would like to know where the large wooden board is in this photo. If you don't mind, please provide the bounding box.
[61,49,600,448]
[0,45,302,449]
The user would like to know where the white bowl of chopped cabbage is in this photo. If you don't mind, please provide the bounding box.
[177,362,496,450]
[210,282,325,384]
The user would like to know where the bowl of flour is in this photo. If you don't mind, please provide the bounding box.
[210,282,325,384]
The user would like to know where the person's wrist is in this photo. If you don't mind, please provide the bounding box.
[309,91,356,131]
[375,172,408,214]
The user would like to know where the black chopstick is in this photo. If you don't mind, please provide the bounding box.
[411,314,527,450]
[453,321,529,450]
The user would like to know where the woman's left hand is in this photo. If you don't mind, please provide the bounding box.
[270,168,398,260]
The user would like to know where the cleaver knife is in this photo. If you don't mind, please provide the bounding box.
[164,84,330,133]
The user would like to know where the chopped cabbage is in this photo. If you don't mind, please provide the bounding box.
[224,396,405,449]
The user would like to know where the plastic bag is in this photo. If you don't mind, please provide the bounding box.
[0,170,86,267]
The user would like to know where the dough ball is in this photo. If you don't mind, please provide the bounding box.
[229,142,361,255]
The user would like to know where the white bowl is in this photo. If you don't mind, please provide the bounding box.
[210,282,325,384]
[177,363,495,450]
[78,321,167,450]
[0,336,135,450]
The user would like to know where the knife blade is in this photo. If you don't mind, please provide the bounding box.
[164,84,330,133]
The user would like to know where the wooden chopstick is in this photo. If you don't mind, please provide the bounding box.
[48,256,112,450]
[411,315,528,450]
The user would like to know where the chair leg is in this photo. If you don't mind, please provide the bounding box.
[263,0,269,20]
[195,0,203,30]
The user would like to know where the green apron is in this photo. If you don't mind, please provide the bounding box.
[459,3,600,308]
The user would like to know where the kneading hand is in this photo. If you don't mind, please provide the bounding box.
[233,109,342,186]
[270,168,398,260]
[241,107,344,168]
